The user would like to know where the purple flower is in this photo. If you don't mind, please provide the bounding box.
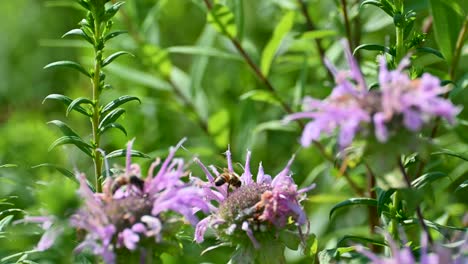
[285,40,460,148]
[193,146,315,250]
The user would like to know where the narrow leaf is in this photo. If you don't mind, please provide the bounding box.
[377,188,395,217]
[354,44,393,55]
[455,180,468,192]
[337,235,386,247]
[48,136,93,157]
[416,47,445,59]
[431,149,468,162]
[31,163,78,184]
[0,215,14,232]
[44,61,91,77]
[240,90,280,106]
[261,11,295,76]
[98,108,126,129]
[329,198,377,219]
[105,149,150,159]
[66,97,94,117]
[42,94,91,116]
[103,1,125,21]
[207,3,237,37]
[101,95,141,114]
[254,120,296,134]
[61,28,93,44]
[47,120,80,138]
[411,172,448,189]
[167,46,242,61]
[104,30,127,42]
[102,51,134,67]
[0,164,17,168]
[98,123,127,136]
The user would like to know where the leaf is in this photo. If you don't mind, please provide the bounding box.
[98,108,126,130]
[297,30,337,40]
[0,164,17,168]
[337,235,386,247]
[429,0,464,63]
[104,30,127,42]
[98,123,127,136]
[47,120,80,138]
[48,136,93,157]
[141,45,172,78]
[102,51,134,67]
[201,243,231,255]
[261,11,295,76]
[61,28,93,44]
[402,218,467,234]
[304,233,318,260]
[208,109,230,149]
[207,3,237,38]
[416,47,445,59]
[0,215,14,232]
[66,97,94,117]
[167,46,242,61]
[354,44,393,56]
[240,90,280,106]
[411,172,448,189]
[376,188,395,217]
[31,163,78,184]
[329,198,377,219]
[456,180,468,192]
[44,60,91,77]
[101,96,141,115]
[360,0,394,17]
[105,149,150,159]
[431,149,468,162]
[105,63,171,91]
[42,94,91,116]
[103,1,125,21]
[254,120,296,134]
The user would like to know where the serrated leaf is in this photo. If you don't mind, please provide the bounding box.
[48,136,93,157]
[103,1,125,21]
[66,97,94,116]
[411,172,448,189]
[416,47,445,59]
[44,60,91,77]
[207,3,237,38]
[98,108,126,129]
[104,30,127,42]
[101,95,141,114]
[329,198,377,219]
[102,51,134,67]
[31,163,78,184]
[105,149,150,159]
[43,94,91,116]
[62,28,93,44]
[240,90,280,106]
[354,44,393,55]
[98,122,127,136]
[261,11,295,76]
[47,120,80,138]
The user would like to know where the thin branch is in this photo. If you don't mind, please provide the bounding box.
[340,0,354,51]
[397,157,433,245]
[295,0,334,80]
[365,162,379,252]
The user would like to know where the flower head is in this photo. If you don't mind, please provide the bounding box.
[193,146,315,251]
[285,40,460,148]
[69,138,209,263]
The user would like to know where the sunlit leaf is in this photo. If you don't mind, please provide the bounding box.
[98,122,127,136]
[411,172,448,189]
[105,149,150,159]
[354,44,393,56]
[104,30,127,42]
[66,97,94,117]
[207,3,237,38]
[101,95,141,115]
[240,90,280,106]
[61,28,93,44]
[102,51,134,67]
[43,94,91,116]
[98,108,126,130]
[208,109,230,149]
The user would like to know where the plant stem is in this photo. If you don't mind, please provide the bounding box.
[340,0,354,51]
[365,163,379,252]
[394,0,405,63]
[295,0,334,81]
[92,15,103,193]
[397,157,433,245]
[390,189,400,241]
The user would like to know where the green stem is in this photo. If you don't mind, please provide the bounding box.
[340,0,354,51]
[394,0,405,63]
[92,15,103,193]
[390,190,400,242]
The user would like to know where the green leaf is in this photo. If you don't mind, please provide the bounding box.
[254,120,296,134]
[297,30,337,40]
[101,95,141,115]
[44,60,91,77]
[329,198,377,219]
[47,120,80,138]
[279,230,301,250]
[103,1,125,21]
[105,149,150,159]
[104,30,128,42]
[207,3,237,38]
[167,46,242,61]
[0,164,17,168]
[208,109,230,149]
[431,149,468,162]
[411,172,448,189]
[66,97,94,117]
[31,163,78,184]
[62,28,93,44]
[261,11,295,76]
[141,45,172,78]
[402,218,467,234]
[42,94,91,116]
[456,180,468,192]
[304,233,318,260]
[0,215,13,232]
[105,63,171,91]
[416,47,445,59]
[360,0,394,16]
[376,188,395,217]
[98,108,126,130]
[98,122,127,136]
[240,90,280,106]
[48,136,93,157]
[354,44,393,56]
[429,0,464,63]
[337,235,386,247]
[102,51,134,67]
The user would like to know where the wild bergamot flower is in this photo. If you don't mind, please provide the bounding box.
[193,146,315,262]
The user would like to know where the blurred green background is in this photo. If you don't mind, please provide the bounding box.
[0,0,466,263]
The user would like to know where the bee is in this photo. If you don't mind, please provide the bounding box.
[214,168,241,193]
[111,174,145,194]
